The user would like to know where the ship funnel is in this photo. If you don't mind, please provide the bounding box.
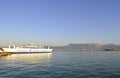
[8,45,11,49]
[48,46,50,49]
[13,44,16,49]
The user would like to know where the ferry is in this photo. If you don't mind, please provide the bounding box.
[0,43,53,53]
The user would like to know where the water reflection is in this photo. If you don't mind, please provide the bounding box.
[1,53,52,65]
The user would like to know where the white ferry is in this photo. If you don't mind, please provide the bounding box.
[0,43,53,53]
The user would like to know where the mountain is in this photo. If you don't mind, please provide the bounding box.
[52,43,120,51]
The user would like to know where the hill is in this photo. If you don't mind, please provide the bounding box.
[52,43,120,51]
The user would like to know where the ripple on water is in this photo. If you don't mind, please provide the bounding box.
[0,51,120,78]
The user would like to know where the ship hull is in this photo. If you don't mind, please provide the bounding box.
[2,48,53,53]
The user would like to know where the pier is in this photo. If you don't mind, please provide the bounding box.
[0,48,12,57]
[0,52,12,57]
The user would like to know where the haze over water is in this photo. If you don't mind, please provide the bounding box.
[0,51,120,78]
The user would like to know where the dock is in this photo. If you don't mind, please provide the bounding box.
[0,52,12,57]
[0,48,12,57]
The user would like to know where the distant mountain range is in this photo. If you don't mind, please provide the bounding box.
[1,43,120,51]
[51,43,120,51]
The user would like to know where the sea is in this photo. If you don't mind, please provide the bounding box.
[0,51,120,78]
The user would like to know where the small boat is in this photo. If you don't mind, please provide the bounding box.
[1,43,53,53]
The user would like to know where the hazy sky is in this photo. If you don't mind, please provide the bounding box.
[0,0,120,46]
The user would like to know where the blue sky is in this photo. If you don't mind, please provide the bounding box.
[0,0,120,46]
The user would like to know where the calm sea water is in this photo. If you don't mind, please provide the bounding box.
[0,51,120,78]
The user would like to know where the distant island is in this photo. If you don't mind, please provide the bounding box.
[51,43,120,51]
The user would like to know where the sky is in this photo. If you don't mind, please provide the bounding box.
[0,0,120,46]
